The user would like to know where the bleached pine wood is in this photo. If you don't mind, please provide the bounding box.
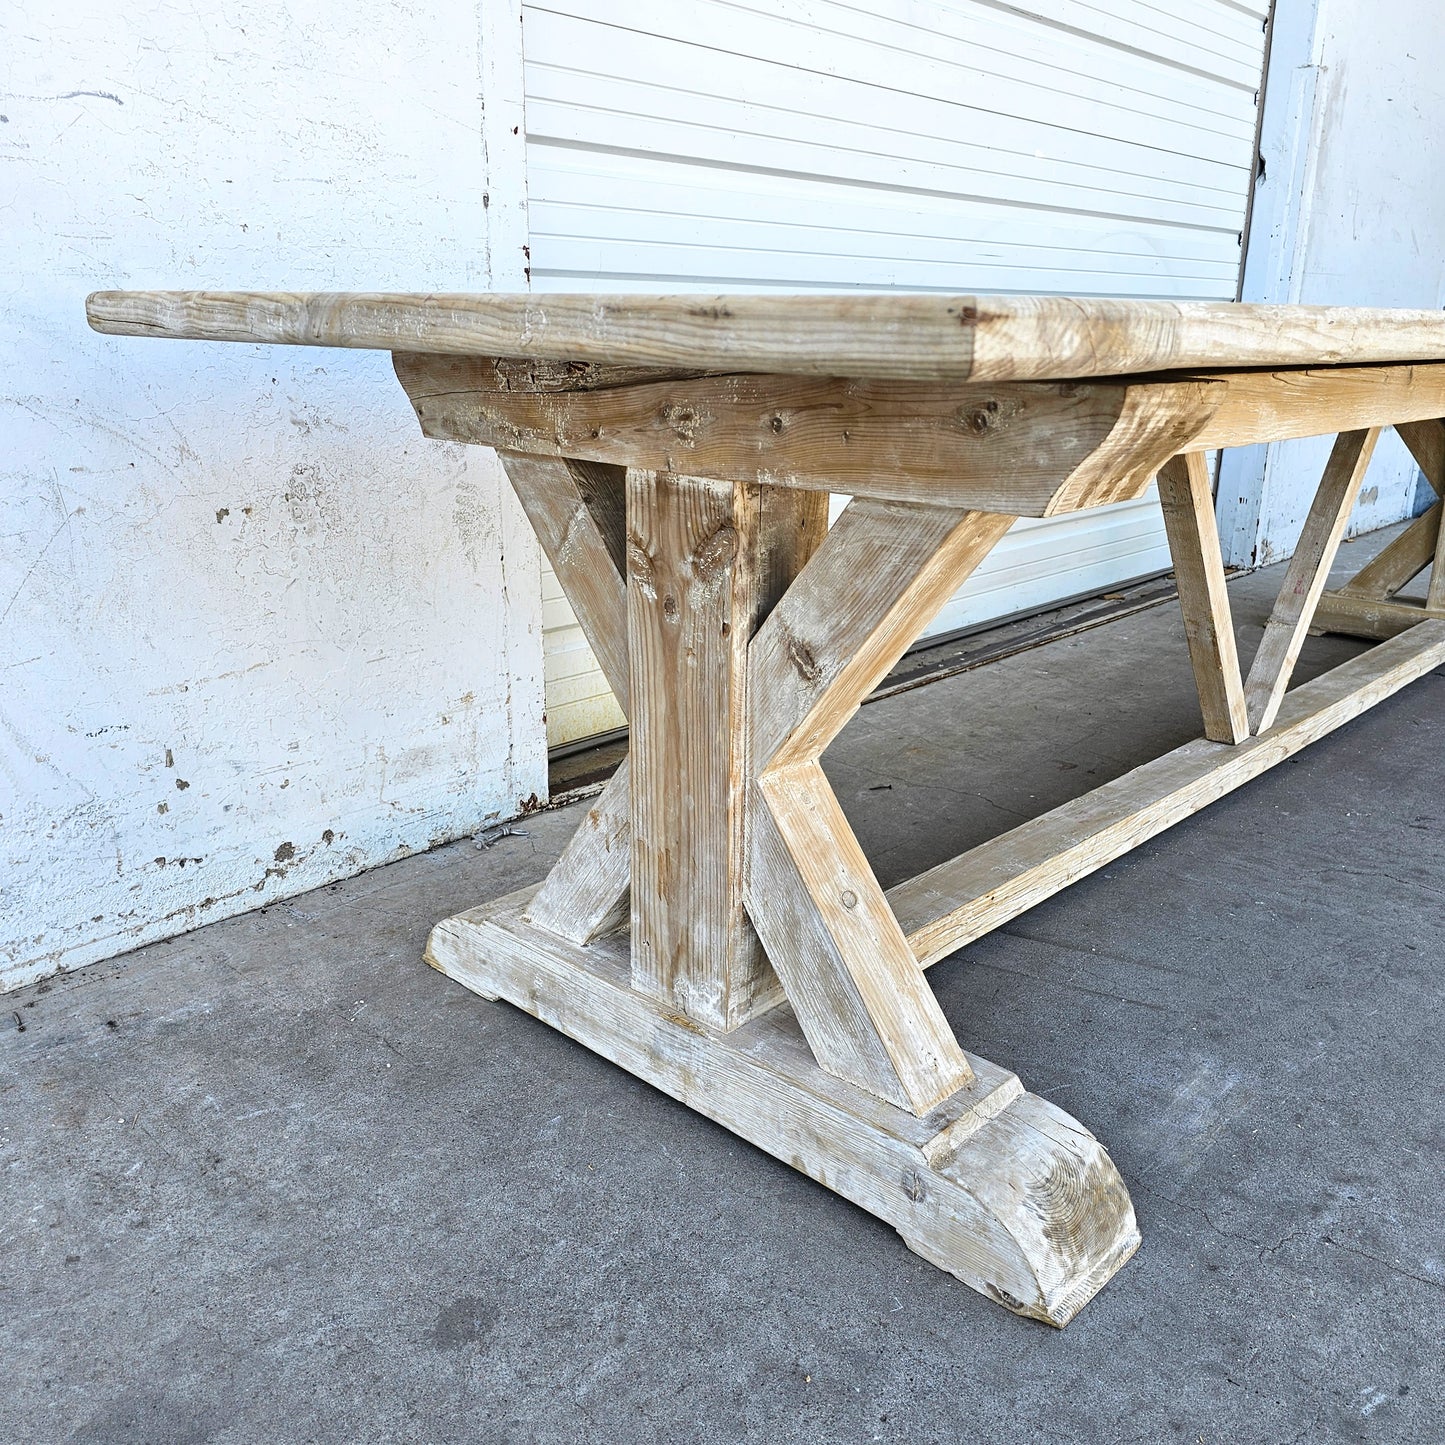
[87,290,1445,383]
[750,500,1015,769]
[397,352,1445,515]
[743,500,1011,1111]
[1311,591,1441,642]
[495,451,629,706]
[752,761,973,1113]
[888,621,1445,968]
[426,888,1140,1326]
[1337,502,1441,599]
[1313,418,1445,641]
[526,761,632,945]
[99,284,1445,1325]
[1244,429,1380,734]
[1155,452,1248,744]
[1189,363,1445,449]
[1396,417,1445,491]
[1424,531,1445,613]
[493,450,635,944]
[395,351,1222,518]
[626,471,827,1030]
[1407,420,1445,612]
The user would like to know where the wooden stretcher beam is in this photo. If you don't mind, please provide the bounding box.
[888,621,1445,969]
[1312,591,1445,641]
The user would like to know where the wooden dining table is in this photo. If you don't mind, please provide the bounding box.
[87,289,1445,1324]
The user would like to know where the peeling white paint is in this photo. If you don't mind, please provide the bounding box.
[1,0,546,990]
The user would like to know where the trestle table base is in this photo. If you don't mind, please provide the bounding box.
[427,887,1141,1328]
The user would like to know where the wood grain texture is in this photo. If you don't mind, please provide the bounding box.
[750,501,1015,770]
[626,471,826,1030]
[89,289,1445,383]
[1044,382,1224,515]
[1425,525,1445,613]
[1337,502,1441,599]
[496,450,629,708]
[752,761,973,1114]
[1316,418,1445,629]
[1311,591,1443,642]
[1191,363,1445,449]
[496,450,633,945]
[526,761,631,945]
[1244,428,1380,734]
[890,621,1445,967]
[427,888,1140,1326]
[400,355,1445,514]
[397,352,1211,517]
[742,498,1013,1111]
[1156,452,1248,744]
[1395,417,1445,490]
[1401,420,1445,611]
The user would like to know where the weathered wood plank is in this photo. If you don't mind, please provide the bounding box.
[752,761,974,1114]
[427,888,1140,1326]
[496,450,629,709]
[1311,590,1439,642]
[493,450,633,944]
[1337,501,1440,600]
[1395,418,1445,610]
[397,352,1224,518]
[1244,428,1380,734]
[627,471,765,1027]
[889,620,1445,968]
[89,289,1445,383]
[750,501,1015,769]
[525,761,631,945]
[1191,364,1445,449]
[1156,452,1248,743]
[1396,417,1445,491]
[743,499,1010,1110]
[626,472,826,1030]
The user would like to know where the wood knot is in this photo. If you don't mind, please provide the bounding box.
[660,403,702,445]
[960,398,1002,435]
[786,636,822,683]
[840,889,858,910]
[769,414,785,434]
[627,538,657,600]
[693,523,738,584]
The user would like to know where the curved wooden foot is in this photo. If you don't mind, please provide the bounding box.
[898,1091,1138,1326]
[426,888,1139,1325]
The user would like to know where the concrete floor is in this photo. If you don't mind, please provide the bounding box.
[5,533,1444,1443]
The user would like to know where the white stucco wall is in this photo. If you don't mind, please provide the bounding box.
[1,1,546,990]
[1220,0,1445,565]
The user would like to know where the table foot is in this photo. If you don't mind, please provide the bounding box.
[426,888,1140,1326]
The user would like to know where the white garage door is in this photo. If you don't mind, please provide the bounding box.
[522,0,1270,748]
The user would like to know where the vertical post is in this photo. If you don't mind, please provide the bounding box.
[1157,452,1249,744]
[626,471,826,1030]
